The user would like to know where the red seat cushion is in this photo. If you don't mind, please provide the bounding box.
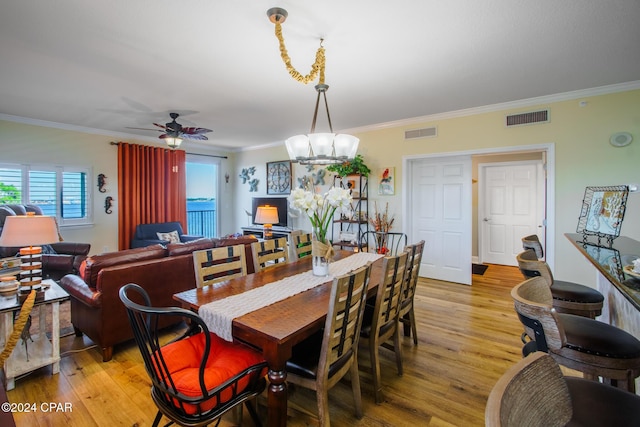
[156,332,266,415]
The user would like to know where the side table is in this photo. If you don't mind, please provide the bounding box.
[0,279,70,390]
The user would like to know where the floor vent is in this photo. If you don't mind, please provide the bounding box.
[505,109,549,127]
[405,126,437,140]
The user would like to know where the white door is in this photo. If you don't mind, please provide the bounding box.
[479,161,544,266]
[409,156,472,285]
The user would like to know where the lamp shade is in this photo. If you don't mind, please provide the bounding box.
[0,215,59,247]
[254,205,279,225]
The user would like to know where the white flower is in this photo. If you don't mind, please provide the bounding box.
[288,186,353,243]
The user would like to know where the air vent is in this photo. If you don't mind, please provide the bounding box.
[405,126,437,140]
[505,110,549,127]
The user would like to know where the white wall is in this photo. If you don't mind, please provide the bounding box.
[235,88,640,288]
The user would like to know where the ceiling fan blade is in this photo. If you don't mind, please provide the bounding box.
[181,127,212,135]
[152,122,167,129]
[126,127,164,132]
[181,133,209,141]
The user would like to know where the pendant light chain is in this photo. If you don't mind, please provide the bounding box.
[274,21,326,85]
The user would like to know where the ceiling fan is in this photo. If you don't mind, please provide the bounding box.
[127,112,212,147]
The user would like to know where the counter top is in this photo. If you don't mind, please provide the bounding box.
[565,233,640,311]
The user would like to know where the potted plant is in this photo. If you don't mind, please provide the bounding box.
[326,154,371,177]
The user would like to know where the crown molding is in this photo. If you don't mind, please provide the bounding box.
[341,80,640,135]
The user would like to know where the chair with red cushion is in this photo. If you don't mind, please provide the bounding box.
[119,283,267,427]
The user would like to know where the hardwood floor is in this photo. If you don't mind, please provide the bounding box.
[7,264,526,426]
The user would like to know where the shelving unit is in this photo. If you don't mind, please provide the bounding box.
[332,174,369,251]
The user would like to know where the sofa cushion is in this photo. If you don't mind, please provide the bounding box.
[214,236,258,248]
[166,238,216,257]
[80,244,167,288]
[157,230,181,244]
[0,206,16,228]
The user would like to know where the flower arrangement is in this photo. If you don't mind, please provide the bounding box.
[288,187,353,244]
[369,201,395,233]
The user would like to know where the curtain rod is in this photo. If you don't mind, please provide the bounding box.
[109,141,228,159]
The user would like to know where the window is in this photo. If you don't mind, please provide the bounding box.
[0,163,91,226]
[186,156,219,238]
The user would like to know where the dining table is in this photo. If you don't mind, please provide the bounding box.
[173,250,384,427]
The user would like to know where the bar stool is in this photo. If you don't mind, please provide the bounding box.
[511,277,640,392]
[516,249,603,318]
[521,234,544,259]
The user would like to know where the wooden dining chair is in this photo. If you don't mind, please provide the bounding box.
[399,240,425,345]
[516,249,604,318]
[486,351,640,427]
[511,277,640,392]
[285,263,372,427]
[250,237,289,272]
[288,230,312,260]
[360,250,409,403]
[119,283,267,427]
[192,244,248,288]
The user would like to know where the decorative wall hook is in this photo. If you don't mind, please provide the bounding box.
[105,196,114,214]
[225,172,230,184]
[97,174,107,193]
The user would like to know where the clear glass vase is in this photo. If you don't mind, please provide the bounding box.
[311,228,331,277]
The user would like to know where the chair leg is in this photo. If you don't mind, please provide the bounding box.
[152,411,164,427]
[350,359,363,419]
[394,327,403,376]
[370,339,383,404]
[317,387,331,427]
[409,308,418,345]
[245,399,262,427]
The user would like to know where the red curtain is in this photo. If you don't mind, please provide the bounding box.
[117,142,187,250]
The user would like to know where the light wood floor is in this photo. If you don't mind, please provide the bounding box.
[7,264,527,426]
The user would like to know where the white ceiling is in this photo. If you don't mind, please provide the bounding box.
[1,1,639,151]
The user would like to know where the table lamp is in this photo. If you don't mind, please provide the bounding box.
[0,213,59,294]
[254,205,279,239]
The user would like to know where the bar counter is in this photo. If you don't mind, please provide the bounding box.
[565,233,640,340]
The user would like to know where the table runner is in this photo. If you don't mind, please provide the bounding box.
[199,252,383,341]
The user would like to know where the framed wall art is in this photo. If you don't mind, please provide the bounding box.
[576,185,629,244]
[266,160,292,195]
[378,167,395,195]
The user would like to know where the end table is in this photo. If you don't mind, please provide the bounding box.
[0,279,70,390]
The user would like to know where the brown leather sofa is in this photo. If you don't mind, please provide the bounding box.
[60,235,257,362]
[0,204,91,281]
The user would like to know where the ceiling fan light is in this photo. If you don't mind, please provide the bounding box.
[334,134,359,158]
[308,133,335,157]
[166,137,182,149]
[285,135,310,160]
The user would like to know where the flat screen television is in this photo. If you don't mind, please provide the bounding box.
[252,197,289,227]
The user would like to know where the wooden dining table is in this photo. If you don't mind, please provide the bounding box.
[173,250,384,426]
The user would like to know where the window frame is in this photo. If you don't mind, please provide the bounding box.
[0,162,93,227]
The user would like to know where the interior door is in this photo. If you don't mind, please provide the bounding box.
[479,161,543,266]
[409,156,472,285]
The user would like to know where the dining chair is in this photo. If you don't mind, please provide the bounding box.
[399,240,425,345]
[521,234,544,259]
[486,351,640,427]
[511,277,640,392]
[360,250,409,403]
[360,231,408,256]
[192,244,248,288]
[119,283,267,427]
[288,230,312,260]
[285,263,372,427]
[516,249,603,318]
[250,237,289,272]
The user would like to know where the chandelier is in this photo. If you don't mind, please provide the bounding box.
[267,7,359,165]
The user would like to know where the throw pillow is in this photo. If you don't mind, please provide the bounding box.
[157,230,181,244]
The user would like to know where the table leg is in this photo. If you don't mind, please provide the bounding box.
[0,312,15,390]
[51,301,60,374]
[264,343,290,427]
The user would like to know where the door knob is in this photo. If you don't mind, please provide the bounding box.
[483,218,490,222]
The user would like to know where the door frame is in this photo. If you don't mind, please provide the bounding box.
[403,143,555,273]
[478,160,545,266]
